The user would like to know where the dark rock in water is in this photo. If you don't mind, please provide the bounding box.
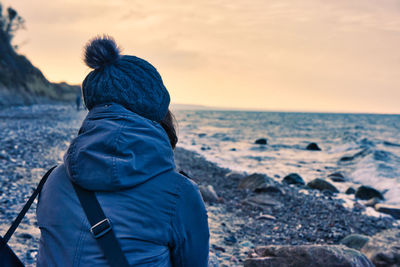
[230,148,237,151]
[374,204,400,219]
[198,133,207,138]
[198,185,219,203]
[306,142,321,151]
[328,172,346,182]
[307,178,339,193]
[282,173,305,186]
[361,229,400,267]
[346,187,356,195]
[340,234,370,250]
[355,186,384,200]
[238,173,274,192]
[244,245,374,267]
[255,138,267,145]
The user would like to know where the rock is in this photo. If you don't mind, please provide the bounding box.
[255,138,267,145]
[306,142,321,151]
[374,204,400,219]
[256,214,276,221]
[307,178,339,193]
[328,172,346,182]
[244,194,282,209]
[361,229,400,267]
[340,234,370,250]
[365,197,381,207]
[198,133,207,137]
[355,186,384,200]
[225,171,245,181]
[224,235,237,244]
[198,185,219,203]
[238,173,274,192]
[282,173,305,186]
[254,185,283,195]
[346,187,356,195]
[244,245,374,267]
[212,244,226,252]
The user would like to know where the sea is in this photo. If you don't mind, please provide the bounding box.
[173,109,400,207]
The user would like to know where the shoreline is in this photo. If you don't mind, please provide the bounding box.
[0,104,398,266]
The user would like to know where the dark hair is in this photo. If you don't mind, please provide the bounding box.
[160,109,178,149]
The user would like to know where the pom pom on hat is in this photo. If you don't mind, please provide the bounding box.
[84,35,121,69]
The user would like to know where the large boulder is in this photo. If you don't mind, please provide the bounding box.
[306,142,321,151]
[238,173,274,192]
[307,178,339,193]
[282,173,305,186]
[374,204,400,219]
[355,186,384,200]
[244,245,374,267]
[361,229,400,267]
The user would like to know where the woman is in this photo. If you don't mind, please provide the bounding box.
[36,36,209,266]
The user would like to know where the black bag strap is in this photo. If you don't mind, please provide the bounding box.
[71,183,129,267]
[2,166,57,244]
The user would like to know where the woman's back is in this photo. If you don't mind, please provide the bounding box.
[36,104,209,266]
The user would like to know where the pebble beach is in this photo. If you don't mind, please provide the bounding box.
[0,104,399,266]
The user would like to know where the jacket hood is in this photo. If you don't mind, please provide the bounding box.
[64,103,175,191]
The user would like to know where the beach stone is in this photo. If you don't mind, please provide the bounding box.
[244,245,374,267]
[244,194,282,209]
[199,185,219,203]
[255,138,267,145]
[361,229,400,267]
[254,185,283,195]
[225,171,245,181]
[365,197,381,207]
[282,173,305,186]
[238,173,274,192]
[340,234,370,250]
[256,214,276,221]
[374,204,400,219]
[328,172,347,182]
[307,178,339,193]
[355,186,384,200]
[306,142,321,151]
[346,187,356,195]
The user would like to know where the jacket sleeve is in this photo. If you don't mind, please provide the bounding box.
[170,178,210,267]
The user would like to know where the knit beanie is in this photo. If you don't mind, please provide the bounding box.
[82,35,170,122]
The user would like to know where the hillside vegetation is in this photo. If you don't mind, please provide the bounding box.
[0,3,79,107]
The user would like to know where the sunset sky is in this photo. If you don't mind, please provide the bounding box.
[4,0,400,113]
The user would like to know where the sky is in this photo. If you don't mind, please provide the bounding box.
[4,0,400,113]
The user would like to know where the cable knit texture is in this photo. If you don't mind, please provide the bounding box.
[82,36,170,122]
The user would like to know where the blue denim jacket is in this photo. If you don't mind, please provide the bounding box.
[36,103,209,266]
